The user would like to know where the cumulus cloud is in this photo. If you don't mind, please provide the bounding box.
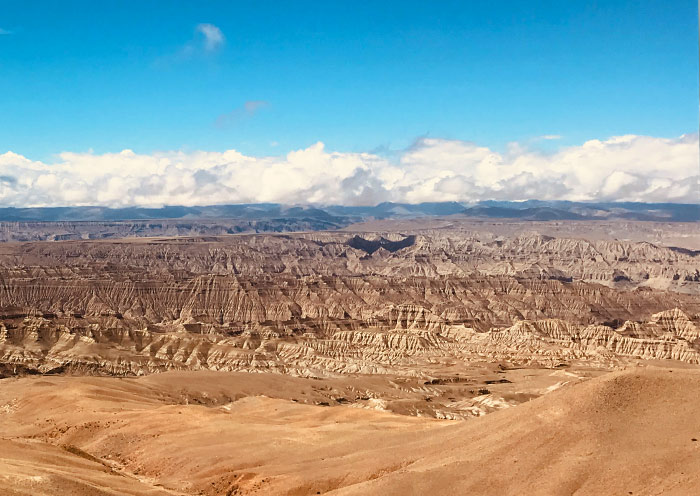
[0,134,697,207]
[215,101,269,128]
[195,23,224,51]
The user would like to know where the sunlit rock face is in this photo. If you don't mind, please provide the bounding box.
[0,224,697,378]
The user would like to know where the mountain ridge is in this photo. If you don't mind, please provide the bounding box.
[0,200,696,222]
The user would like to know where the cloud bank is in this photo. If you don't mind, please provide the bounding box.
[0,134,697,207]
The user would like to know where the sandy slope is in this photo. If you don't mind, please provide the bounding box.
[334,366,700,495]
[1,367,699,495]
[0,438,176,496]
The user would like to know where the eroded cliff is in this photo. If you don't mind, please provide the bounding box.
[0,229,697,379]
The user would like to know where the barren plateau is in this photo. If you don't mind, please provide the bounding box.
[0,219,699,495]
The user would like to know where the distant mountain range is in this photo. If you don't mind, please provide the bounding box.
[0,201,696,223]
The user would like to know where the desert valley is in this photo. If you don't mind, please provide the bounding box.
[0,212,699,495]
[3,2,698,493]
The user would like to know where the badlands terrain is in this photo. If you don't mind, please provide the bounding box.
[0,217,699,494]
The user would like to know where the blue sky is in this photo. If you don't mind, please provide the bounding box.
[1,0,697,161]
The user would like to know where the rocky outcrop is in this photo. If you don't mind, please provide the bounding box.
[480,309,700,364]
[1,307,698,378]
[0,231,697,377]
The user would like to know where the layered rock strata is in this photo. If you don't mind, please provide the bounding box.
[0,231,697,376]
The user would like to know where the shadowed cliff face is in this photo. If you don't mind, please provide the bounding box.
[0,227,698,379]
[346,235,416,254]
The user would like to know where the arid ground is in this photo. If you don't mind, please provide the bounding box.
[1,219,699,495]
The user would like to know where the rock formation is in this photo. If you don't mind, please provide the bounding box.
[0,228,697,378]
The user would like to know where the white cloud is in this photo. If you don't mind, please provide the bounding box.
[539,134,562,140]
[155,24,225,65]
[0,134,696,207]
[195,23,224,51]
